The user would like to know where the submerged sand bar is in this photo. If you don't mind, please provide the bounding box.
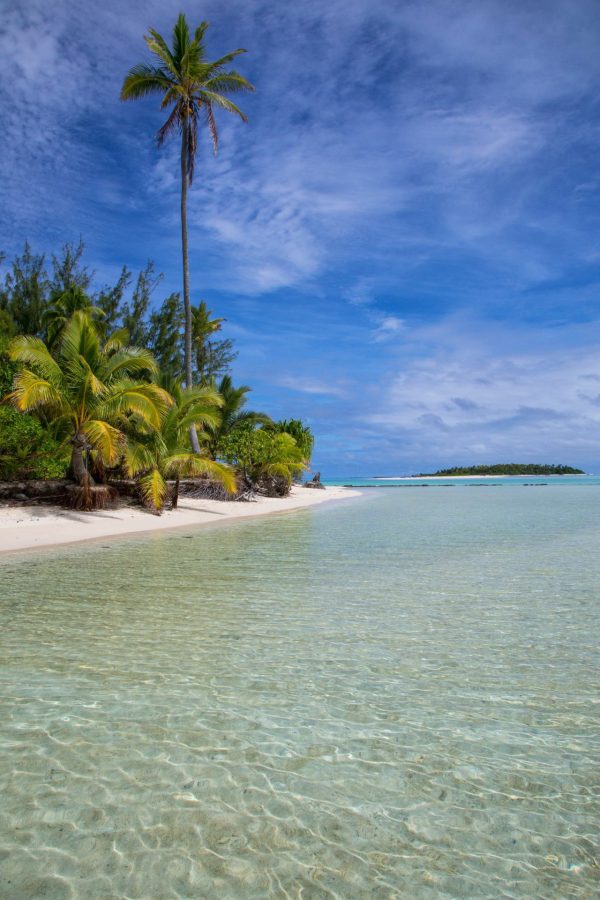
[0,485,360,556]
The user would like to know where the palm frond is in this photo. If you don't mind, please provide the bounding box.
[264,461,306,483]
[172,13,191,66]
[205,49,249,71]
[59,312,101,371]
[193,21,210,47]
[120,64,174,101]
[123,439,157,477]
[157,103,181,146]
[8,335,63,385]
[203,72,255,94]
[160,86,183,109]
[138,468,168,513]
[80,359,106,398]
[145,28,179,76]
[104,327,129,353]
[100,382,172,429]
[7,370,65,413]
[178,407,222,432]
[181,384,223,408]
[103,346,158,379]
[205,103,218,153]
[164,454,237,493]
[198,91,248,122]
[82,419,124,465]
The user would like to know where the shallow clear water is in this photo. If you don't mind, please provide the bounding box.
[1,487,599,898]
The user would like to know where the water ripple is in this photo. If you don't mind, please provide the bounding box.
[1,487,599,897]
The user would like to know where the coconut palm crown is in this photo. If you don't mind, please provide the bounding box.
[7,312,171,486]
[124,378,236,513]
[205,374,272,459]
[120,14,254,450]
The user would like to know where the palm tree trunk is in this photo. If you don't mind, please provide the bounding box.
[172,475,180,509]
[71,433,94,486]
[181,116,201,453]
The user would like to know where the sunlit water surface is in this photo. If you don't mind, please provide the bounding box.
[1,486,599,898]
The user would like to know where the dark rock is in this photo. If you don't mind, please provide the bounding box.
[304,472,325,489]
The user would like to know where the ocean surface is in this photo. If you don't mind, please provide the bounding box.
[1,482,599,898]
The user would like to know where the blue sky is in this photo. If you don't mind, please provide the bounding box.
[2,0,600,475]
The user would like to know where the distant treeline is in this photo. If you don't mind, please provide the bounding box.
[417,464,585,476]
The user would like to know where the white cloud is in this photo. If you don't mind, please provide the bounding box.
[363,317,600,464]
[277,376,348,398]
[371,316,405,343]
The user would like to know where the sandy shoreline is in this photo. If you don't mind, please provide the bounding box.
[0,486,360,556]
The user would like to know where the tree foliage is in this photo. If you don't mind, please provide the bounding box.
[124,378,235,513]
[270,419,314,462]
[0,407,68,480]
[419,464,585,476]
[219,426,306,493]
[0,239,317,504]
[205,374,271,458]
[6,312,171,498]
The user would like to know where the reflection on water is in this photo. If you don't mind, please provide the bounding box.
[1,488,599,898]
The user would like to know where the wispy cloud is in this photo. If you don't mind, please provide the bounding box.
[2,0,600,472]
[362,317,600,466]
[276,376,348,398]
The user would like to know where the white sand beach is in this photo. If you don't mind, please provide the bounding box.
[0,485,359,555]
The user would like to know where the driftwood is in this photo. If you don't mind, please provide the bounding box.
[0,471,295,509]
[0,479,73,503]
[0,478,132,508]
[178,474,291,501]
[304,472,325,489]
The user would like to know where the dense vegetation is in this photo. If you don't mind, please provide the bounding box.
[0,241,312,510]
[0,15,314,512]
[417,464,585,476]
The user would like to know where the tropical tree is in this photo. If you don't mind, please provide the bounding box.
[124,378,236,513]
[270,418,314,463]
[220,426,306,495]
[0,242,48,336]
[6,312,171,506]
[121,13,254,450]
[191,300,237,383]
[43,285,104,349]
[205,374,271,458]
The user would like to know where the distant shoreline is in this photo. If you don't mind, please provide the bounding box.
[371,473,585,480]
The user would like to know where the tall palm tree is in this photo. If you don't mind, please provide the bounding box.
[7,312,171,503]
[120,14,254,450]
[125,378,236,513]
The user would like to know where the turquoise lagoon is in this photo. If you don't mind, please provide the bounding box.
[1,481,599,897]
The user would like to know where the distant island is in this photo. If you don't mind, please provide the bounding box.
[415,464,585,477]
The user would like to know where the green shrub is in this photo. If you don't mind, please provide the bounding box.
[219,426,306,492]
[0,336,17,397]
[0,407,69,480]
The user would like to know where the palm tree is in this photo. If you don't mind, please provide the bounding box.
[7,312,171,506]
[270,418,314,463]
[120,14,254,450]
[43,285,104,349]
[205,374,271,459]
[124,378,236,513]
